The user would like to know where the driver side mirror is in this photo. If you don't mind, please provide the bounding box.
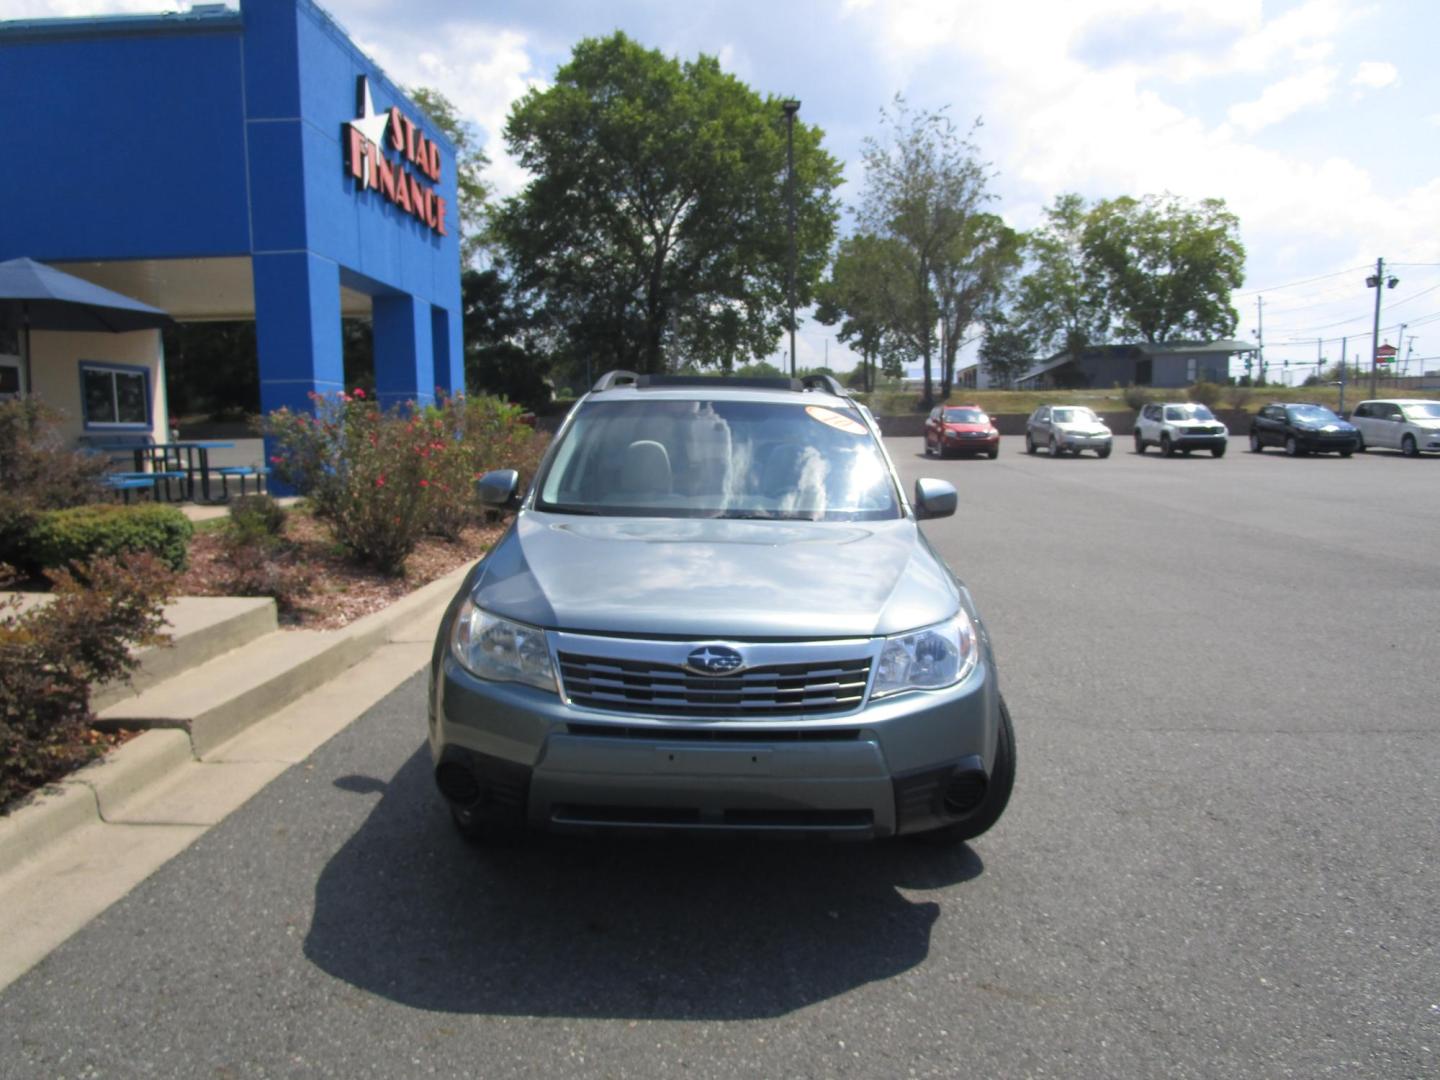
[476,469,521,508]
[913,478,957,520]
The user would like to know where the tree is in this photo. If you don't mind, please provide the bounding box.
[934,211,1022,399]
[462,268,551,410]
[815,233,908,393]
[492,32,842,375]
[408,86,493,268]
[1012,193,1108,359]
[856,98,995,407]
[1082,194,1244,345]
[978,314,1031,389]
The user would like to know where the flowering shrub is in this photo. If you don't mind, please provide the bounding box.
[1,554,174,810]
[263,390,548,575]
[0,398,110,569]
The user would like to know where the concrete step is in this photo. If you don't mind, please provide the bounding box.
[96,627,371,757]
[91,596,278,712]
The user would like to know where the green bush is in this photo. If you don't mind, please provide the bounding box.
[1,555,174,810]
[1188,380,1224,408]
[28,504,194,575]
[226,494,287,546]
[1122,384,1154,411]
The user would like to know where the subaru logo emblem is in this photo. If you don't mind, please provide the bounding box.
[684,644,745,676]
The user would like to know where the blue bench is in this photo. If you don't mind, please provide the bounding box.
[216,465,270,498]
[103,473,159,503]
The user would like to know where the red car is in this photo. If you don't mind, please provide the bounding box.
[925,404,1000,459]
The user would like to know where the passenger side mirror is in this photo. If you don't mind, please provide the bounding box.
[913,478,957,520]
[476,469,521,507]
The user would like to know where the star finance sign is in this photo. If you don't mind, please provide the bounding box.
[344,76,447,236]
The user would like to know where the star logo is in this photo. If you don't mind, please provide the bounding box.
[347,76,390,184]
[684,645,745,676]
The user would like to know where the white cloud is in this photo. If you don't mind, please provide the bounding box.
[355,26,545,198]
[1350,60,1397,88]
[1227,66,1337,133]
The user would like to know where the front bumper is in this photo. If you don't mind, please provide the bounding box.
[943,432,999,453]
[1057,433,1112,451]
[1295,431,1359,452]
[430,649,1001,840]
[1172,431,1227,448]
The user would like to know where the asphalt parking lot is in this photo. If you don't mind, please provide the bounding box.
[1,435,1436,1078]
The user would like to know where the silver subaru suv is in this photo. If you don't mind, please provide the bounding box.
[428,373,1014,845]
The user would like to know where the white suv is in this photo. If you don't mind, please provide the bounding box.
[1133,402,1228,457]
[1349,399,1440,457]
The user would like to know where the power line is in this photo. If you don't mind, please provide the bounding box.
[1233,265,1370,298]
[1265,286,1440,334]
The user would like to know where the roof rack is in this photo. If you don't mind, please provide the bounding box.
[589,371,850,396]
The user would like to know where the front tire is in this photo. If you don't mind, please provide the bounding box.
[1402,434,1419,457]
[1161,434,1174,457]
[1097,445,1112,459]
[449,802,525,846]
[987,447,999,460]
[918,697,1016,845]
[1134,432,1146,454]
[1048,436,1060,457]
[1356,433,1367,453]
[1285,436,1300,457]
[1026,433,1037,455]
[1250,431,1263,452]
[1212,443,1226,458]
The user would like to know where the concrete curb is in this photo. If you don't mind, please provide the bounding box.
[0,560,472,879]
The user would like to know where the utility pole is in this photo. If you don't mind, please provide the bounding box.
[1366,258,1397,399]
[781,99,800,377]
[1339,335,1348,414]
[1394,323,1408,387]
[1255,296,1265,384]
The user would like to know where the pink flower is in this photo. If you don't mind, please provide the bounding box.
[269,455,282,464]
[353,387,366,399]
[419,479,430,488]
[376,474,386,487]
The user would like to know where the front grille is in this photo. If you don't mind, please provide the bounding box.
[558,652,871,718]
[566,723,862,742]
[1182,427,1220,436]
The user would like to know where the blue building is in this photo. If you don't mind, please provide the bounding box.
[0,0,462,445]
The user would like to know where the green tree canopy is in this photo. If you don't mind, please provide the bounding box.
[933,210,1022,399]
[1082,193,1244,345]
[815,233,909,393]
[856,98,997,406]
[492,32,842,375]
[1011,193,1108,358]
[408,86,493,268]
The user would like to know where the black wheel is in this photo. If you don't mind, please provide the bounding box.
[987,448,998,460]
[1250,430,1263,453]
[1161,434,1174,457]
[1284,436,1300,457]
[1181,447,1192,456]
[1026,433,1037,455]
[1212,443,1226,458]
[917,697,1016,845]
[1134,432,1146,454]
[1340,449,1353,458]
[1048,436,1060,457]
[1402,434,1419,458]
[450,802,524,846]
[1097,445,1111,459]
[1356,433,1366,453]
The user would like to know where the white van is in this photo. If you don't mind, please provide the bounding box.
[1349,399,1440,456]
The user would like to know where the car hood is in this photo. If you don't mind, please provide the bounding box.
[944,422,992,433]
[1056,421,1110,435]
[470,511,960,639]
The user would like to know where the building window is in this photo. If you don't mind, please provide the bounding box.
[79,362,150,429]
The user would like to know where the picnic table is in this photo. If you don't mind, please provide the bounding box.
[92,440,235,504]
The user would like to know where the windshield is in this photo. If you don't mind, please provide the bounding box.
[1402,402,1440,420]
[1052,407,1097,423]
[943,408,986,424]
[1287,404,1340,423]
[1164,404,1215,421]
[537,399,901,521]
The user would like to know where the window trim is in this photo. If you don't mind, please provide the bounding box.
[78,361,152,432]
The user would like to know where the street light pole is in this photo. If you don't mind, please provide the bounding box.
[781,99,800,377]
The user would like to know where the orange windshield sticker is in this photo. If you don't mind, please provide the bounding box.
[805,406,867,435]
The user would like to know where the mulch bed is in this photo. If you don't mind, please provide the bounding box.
[176,508,502,629]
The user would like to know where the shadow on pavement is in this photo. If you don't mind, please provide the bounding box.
[304,745,982,1020]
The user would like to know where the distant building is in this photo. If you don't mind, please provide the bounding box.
[1011,340,1254,390]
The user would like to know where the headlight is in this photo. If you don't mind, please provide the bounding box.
[871,611,978,698]
[450,598,557,693]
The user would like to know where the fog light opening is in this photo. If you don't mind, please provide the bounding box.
[942,768,989,817]
[435,762,481,806]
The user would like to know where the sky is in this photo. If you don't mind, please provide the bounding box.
[10,0,1440,383]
